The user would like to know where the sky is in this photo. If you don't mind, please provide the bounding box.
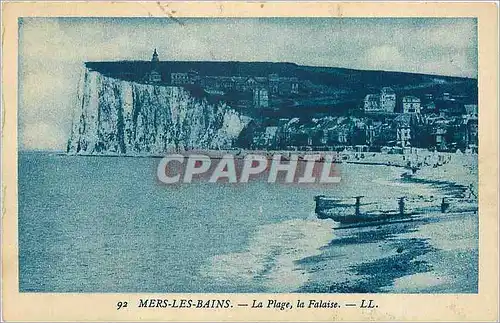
[18,17,478,150]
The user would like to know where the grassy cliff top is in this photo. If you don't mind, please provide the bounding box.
[85,60,477,104]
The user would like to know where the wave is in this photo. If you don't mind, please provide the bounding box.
[200,215,335,292]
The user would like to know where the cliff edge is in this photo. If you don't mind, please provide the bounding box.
[67,68,250,155]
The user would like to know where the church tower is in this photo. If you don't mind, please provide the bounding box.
[148,49,162,83]
[151,48,159,63]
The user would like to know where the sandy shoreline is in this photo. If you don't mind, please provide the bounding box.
[299,151,478,293]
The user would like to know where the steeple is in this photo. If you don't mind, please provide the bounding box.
[151,48,159,62]
[148,49,162,83]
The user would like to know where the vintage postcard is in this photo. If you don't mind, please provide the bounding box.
[1,1,499,322]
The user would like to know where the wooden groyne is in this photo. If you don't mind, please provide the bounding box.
[314,195,478,225]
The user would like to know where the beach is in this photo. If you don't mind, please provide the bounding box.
[300,150,478,293]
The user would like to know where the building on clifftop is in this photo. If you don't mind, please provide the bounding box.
[380,87,396,112]
[253,87,269,109]
[363,87,396,113]
[146,49,162,83]
[402,95,422,114]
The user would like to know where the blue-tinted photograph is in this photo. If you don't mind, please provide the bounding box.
[18,17,478,293]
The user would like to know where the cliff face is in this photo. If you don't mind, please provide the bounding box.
[67,68,250,155]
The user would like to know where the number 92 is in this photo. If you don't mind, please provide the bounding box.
[117,301,128,310]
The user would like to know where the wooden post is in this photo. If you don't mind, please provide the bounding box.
[398,197,405,216]
[314,195,323,215]
[354,196,362,216]
[441,198,449,213]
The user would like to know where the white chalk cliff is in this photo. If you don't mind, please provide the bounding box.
[67,68,250,155]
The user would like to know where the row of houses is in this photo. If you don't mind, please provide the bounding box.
[249,112,478,151]
[170,70,299,96]
[363,89,477,116]
[364,87,423,114]
[144,50,296,109]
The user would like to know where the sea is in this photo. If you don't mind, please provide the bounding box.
[18,151,478,293]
